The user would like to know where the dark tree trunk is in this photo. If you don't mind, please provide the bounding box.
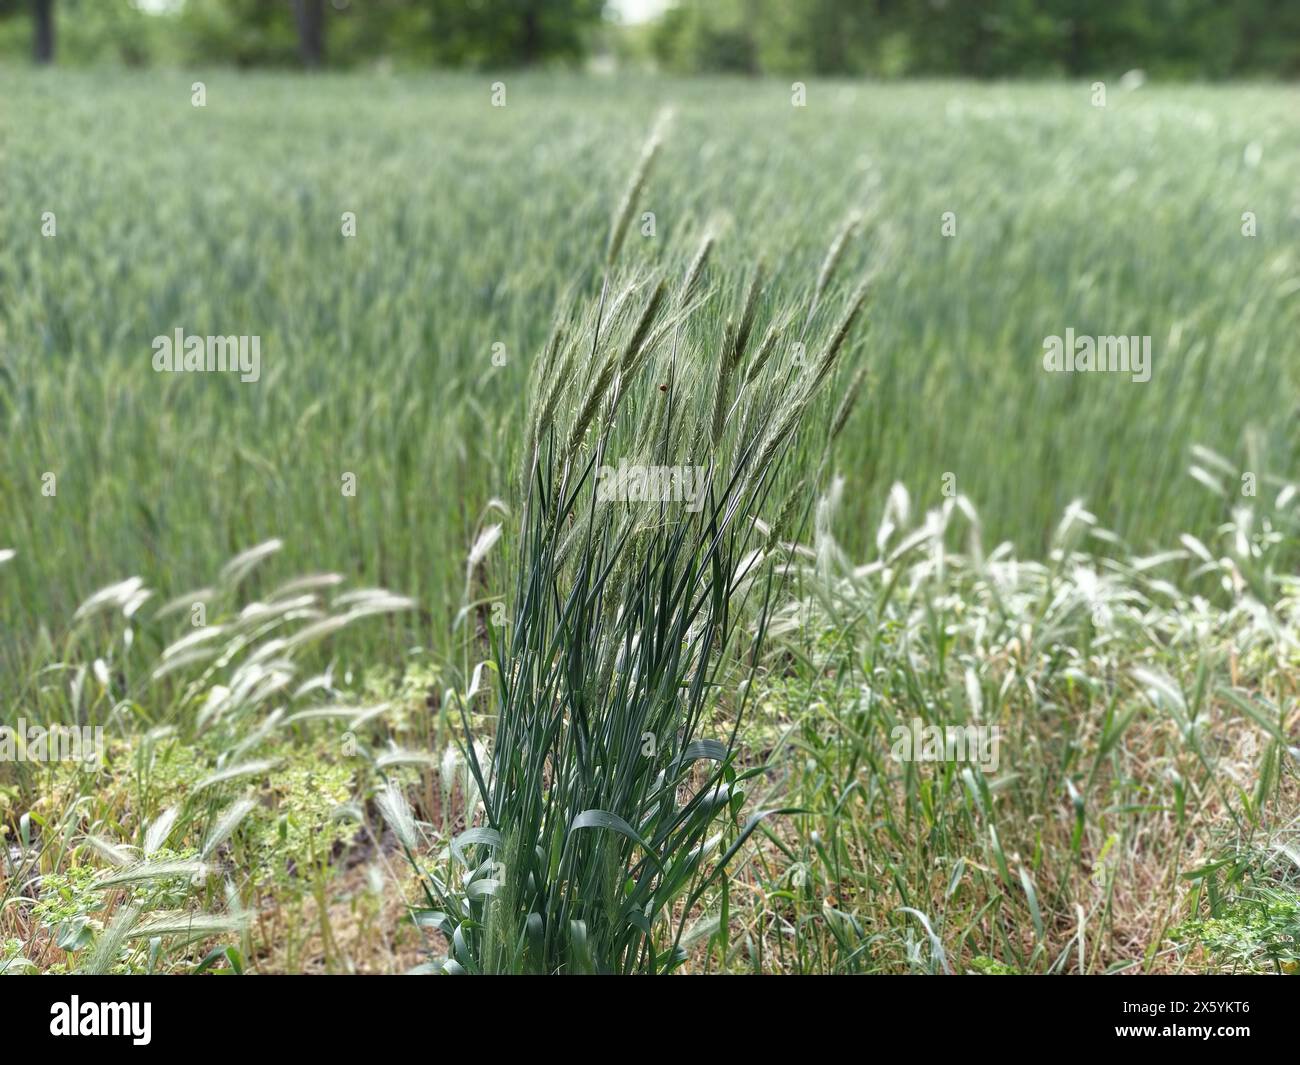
[519,3,541,64]
[1067,21,1087,77]
[293,0,325,69]
[33,0,54,65]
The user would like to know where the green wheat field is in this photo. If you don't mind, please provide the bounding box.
[1,70,1297,975]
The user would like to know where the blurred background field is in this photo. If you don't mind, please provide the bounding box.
[2,66,1297,677]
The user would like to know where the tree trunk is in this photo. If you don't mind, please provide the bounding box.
[519,3,541,64]
[293,0,325,69]
[33,0,54,65]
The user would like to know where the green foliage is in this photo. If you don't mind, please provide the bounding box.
[646,0,1300,79]
[0,0,165,66]
[1176,891,1300,974]
[175,0,303,68]
[2,1,1298,76]
[172,0,610,70]
[424,0,605,68]
[970,955,1020,975]
[0,542,433,973]
[30,864,102,928]
[0,0,607,70]
[243,758,358,887]
[1176,843,1300,973]
[736,470,1297,973]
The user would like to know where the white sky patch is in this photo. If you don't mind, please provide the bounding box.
[608,0,671,25]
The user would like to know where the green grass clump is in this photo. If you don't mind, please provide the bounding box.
[1175,842,1300,974]
[400,125,870,974]
[730,464,1298,974]
[0,542,443,975]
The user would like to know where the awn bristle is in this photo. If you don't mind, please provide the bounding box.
[809,212,861,323]
[528,323,570,446]
[617,279,668,375]
[681,230,715,305]
[710,318,738,449]
[746,288,868,488]
[767,477,808,547]
[731,262,765,367]
[744,322,782,385]
[807,281,869,392]
[565,281,667,463]
[604,112,672,268]
[829,363,869,442]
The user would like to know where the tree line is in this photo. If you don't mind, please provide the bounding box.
[4,0,1298,78]
[645,0,1300,79]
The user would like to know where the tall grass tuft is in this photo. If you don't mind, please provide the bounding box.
[416,130,870,974]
